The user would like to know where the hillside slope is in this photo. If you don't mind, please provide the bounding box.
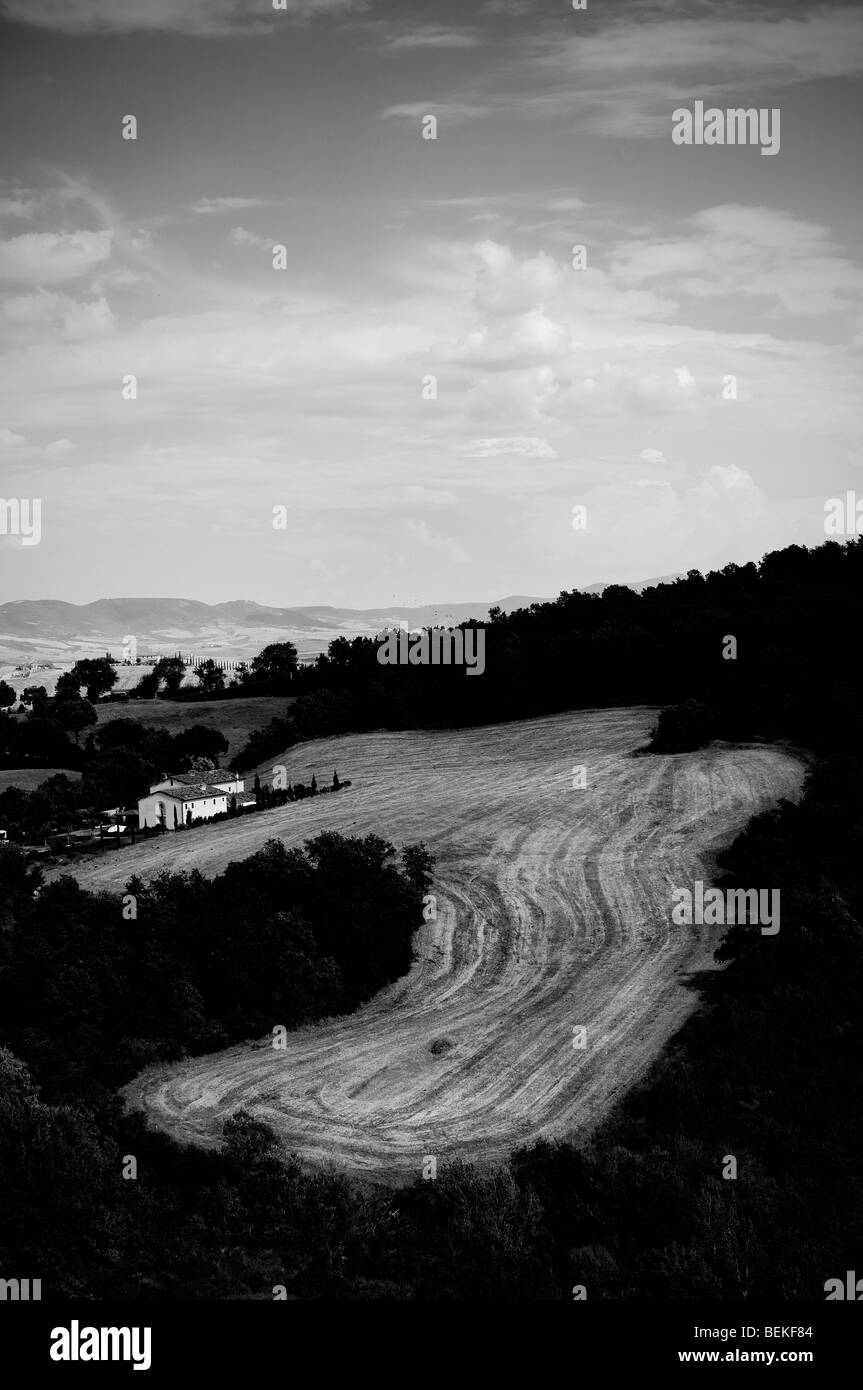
[98,709,806,1179]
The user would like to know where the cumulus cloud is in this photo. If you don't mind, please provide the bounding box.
[0,427,26,447]
[639,447,667,463]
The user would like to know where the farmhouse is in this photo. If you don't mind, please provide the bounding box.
[138,770,246,830]
[150,770,243,795]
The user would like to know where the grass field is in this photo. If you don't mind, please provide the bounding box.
[61,707,804,1181]
[0,767,82,794]
[94,695,294,761]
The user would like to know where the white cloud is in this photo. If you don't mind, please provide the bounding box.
[0,427,26,447]
[404,519,470,564]
[381,102,490,123]
[229,226,273,250]
[0,191,38,219]
[512,10,863,135]
[45,438,76,459]
[403,485,458,506]
[611,206,863,315]
[0,230,112,284]
[2,290,114,338]
[192,196,270,215]
[460,437,558,459]
[639,447,667,463]
[0,0,366,36]
[383,27,479,52]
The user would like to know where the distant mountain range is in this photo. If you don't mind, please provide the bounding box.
[0,578,680,666]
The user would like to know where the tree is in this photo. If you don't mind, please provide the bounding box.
[20,683,47,706]
[649,699,717,753]
[54,696,97,744]
[54,671,82,701]
[249,642,298,688]
[194,660,226,697]
[57,659,117,703]
[0,681,15,709]
[173,725,229,767]
[134,670,160,699]
[94,718,148,751]
[185,756,215,776]
[310,774,317,795]
[332,769,340,790]
[153,657,186,698]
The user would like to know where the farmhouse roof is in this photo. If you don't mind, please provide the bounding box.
[159,784,230,803]
[163,770,237,784]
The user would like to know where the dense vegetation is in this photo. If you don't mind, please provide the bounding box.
[0,832,430,1107]
[235,539,863,767]
[0,715,230,840]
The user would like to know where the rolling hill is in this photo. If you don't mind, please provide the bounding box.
[56,705,806,1181]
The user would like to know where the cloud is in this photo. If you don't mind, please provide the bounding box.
[403,485,458,506]
[192,197,270,215]
[0,427,26,447]
[611,206,863,315]
[0,0,367,36]
[480,0,533,14]
[2,290,114,339]
[459,437,558,458]
[45,438,76,459]
[404,519,470,564]
[0,190,39,219]
[229,226,273,250]
[639,447,667,462]
[383,27,479,51]
[381,102,490,124]
[483,9,863,137]
[0,230,112,284]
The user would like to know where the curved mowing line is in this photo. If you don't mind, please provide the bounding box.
[109,708,806,1182]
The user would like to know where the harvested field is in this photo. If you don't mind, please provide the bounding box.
[0,767,81,793]
[81,706,804,1182]
[93,694,294,759]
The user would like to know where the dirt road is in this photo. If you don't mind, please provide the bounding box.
[85,707,803,1181]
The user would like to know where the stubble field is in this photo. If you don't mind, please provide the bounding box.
[63,707,804,1181]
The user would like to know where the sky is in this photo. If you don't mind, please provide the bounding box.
[0,0,862,606]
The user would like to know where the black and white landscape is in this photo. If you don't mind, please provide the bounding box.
[1,0,862,1363]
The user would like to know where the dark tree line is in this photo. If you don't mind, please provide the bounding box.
[0,717,230,841]
[235,539,863,768]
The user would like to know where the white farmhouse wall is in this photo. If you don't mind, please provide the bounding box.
[138,791,228,829]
